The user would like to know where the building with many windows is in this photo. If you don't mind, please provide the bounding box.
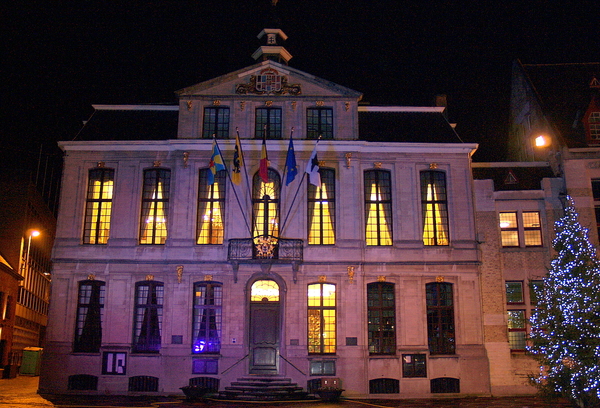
[39,26,496,398]
[0,178,55,376]
[39,20,599,398]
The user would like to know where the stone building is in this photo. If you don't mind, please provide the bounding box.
[0,179,55,374]
[39,26,494,398]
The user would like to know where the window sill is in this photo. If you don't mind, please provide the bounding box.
[368,355,398,359]
[130,352,161,357]
[500,246,545,252]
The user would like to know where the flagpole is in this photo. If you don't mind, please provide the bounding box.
[213,136,252,237]
[236,128,251,199]
[280,135,320,237]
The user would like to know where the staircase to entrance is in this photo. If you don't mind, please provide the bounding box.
[219,376,311,401]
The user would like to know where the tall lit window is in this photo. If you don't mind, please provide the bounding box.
[499,212,519,247]
[192,282,222,354]
[252,169,280,238]
[307,107,333,139]
[140,169,170,245]
[426,282,455,354]
[421,171,449,246]
[83,168,114,244]
[255,108,282,139]
[197,169,226,244]
[73,280,105,353]
[523,212,542,246]
[499,211,542,247]
[202,107,230,139]
[367,282,396,354]
[308,168,335,245]
[308,283,336,354]
[132,281,163,353]
[364,170,392,246]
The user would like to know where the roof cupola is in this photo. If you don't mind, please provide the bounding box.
[252,28,292,65]
[251,1,292,64]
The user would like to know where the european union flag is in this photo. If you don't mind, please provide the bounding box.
[285,137,298,185]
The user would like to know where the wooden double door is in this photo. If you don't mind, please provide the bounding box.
[249,300,280,374]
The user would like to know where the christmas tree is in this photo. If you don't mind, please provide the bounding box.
[529,197,600,408]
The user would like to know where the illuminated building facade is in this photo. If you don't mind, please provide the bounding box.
[42,26,501,398]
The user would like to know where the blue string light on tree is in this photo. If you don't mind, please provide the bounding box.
[529,196,600,407]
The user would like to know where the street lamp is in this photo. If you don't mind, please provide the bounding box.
[22,229,41,277]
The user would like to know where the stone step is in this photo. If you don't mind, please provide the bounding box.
[225,385,303,393]
[230,381,297,387]
[216,375,312,401]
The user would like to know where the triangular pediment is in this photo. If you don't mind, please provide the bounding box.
[176,60,362,99]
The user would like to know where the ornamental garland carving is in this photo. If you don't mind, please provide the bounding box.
[235,68,302,96]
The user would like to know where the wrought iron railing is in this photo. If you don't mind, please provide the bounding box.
[228,236,303,262]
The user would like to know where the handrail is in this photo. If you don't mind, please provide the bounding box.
[220,353,249,375]
[279,354,306,376]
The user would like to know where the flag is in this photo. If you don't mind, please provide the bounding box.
[305,142,321,187]
[208,139,225,185]
[259,135,269,182]
[284,137,298,186]
[232,133,244,185]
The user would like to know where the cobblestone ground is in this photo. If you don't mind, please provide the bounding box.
[0,376,573,408]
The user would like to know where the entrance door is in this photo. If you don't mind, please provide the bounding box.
[249,280,280,374]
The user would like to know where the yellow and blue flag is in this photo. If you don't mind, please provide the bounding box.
[208,139,225,185]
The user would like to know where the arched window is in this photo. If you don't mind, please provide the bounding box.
[83,168,114,244]
[426,282,455,354]
[367,282,395,354]
[308,168,335,245]
[308,283,336,354]
[73,280,105,353]
[251,280,280,302]
[140,169,170,244]
[197,169,226,244]
[192,282,222,353]
[420,170,449,246]
[252,169,280,238]
[364,169,392,245]
[132,281,163,353]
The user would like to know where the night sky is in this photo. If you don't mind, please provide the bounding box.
[4,0,599,174]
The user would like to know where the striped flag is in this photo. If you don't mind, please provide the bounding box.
[232,133,244,185]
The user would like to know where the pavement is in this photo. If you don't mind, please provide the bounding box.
[0,375,572,408]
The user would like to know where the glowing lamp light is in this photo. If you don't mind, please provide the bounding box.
[30,230,41,237]
[535,135,550,147]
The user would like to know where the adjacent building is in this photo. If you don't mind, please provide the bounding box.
[0,178,55,376]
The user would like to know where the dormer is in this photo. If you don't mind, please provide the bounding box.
[252,28,292,65]
[584,76,600,144]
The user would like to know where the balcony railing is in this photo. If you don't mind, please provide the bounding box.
[228,235,303,262]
